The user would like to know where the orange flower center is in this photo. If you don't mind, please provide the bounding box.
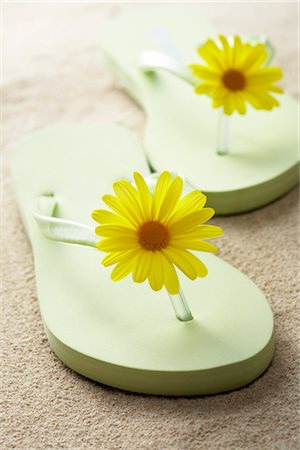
[222,69,246,91]
[138,221,170,251]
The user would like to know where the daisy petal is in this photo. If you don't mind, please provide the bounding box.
[246,89,279,110]
[148,252,164,291]
[219,34,233,66]
[174,224,223,240]
[133,172,152,220]
[195,83,217,95]
[158,176,183,222]
[102,248,141,267]
[223,94,236,115]
[268,85,284,94]
[167,190,207,225]
[97,237,138,252]
[102,194,139,227]
[91,209,131,227]
[132,250,154,283]
[163,247,197,280]
[233,92,247,115]
[189,64,221,82]
[172,249,208,278]
[152,171,172,219]
[113,180,144,224]
[111,260,135,281]
[197,39,226,71]
[240,44,268,72]
[212,88,229,108]
[247,67,283,85]
[95,225,136,238]
[232,35,242,68]
[161,254,180,295]
[171,240,218,253]
[169,208,215,234]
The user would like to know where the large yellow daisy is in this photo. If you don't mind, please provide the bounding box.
[91,172,223,295]
[189,35,283,115]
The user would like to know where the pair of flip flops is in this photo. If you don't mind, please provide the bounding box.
[11,8,298,396]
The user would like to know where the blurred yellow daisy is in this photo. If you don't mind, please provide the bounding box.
[91,172,222,295]
[189,35,283,115]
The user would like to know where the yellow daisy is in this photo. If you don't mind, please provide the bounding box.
[91,171,223,295]
[189,35,283,115]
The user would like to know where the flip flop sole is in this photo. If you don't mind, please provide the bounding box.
[11,123,274,395]
[100,7,299,215]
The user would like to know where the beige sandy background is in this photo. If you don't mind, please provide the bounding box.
[1,2,299,449]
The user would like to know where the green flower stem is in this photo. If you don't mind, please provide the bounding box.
[217,112,230,155]
[168,289,194,322]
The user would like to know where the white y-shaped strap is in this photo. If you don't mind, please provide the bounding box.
[33,174,194,247]
[33,194,98,247]
[139,51,196,85]
[139,36,275,82]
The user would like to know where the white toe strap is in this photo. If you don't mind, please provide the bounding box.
[33,174,194,247]
[139,51,196,85]
[33,195,98,248]
[139,36,275,81]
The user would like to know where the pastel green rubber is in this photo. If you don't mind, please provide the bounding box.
[11,123,275,396]
[100,8,299,215]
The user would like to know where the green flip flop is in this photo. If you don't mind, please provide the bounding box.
[100,7,299,215]
[11,123,274,396]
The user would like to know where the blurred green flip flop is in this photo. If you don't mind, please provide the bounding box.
[100,7,299,215]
